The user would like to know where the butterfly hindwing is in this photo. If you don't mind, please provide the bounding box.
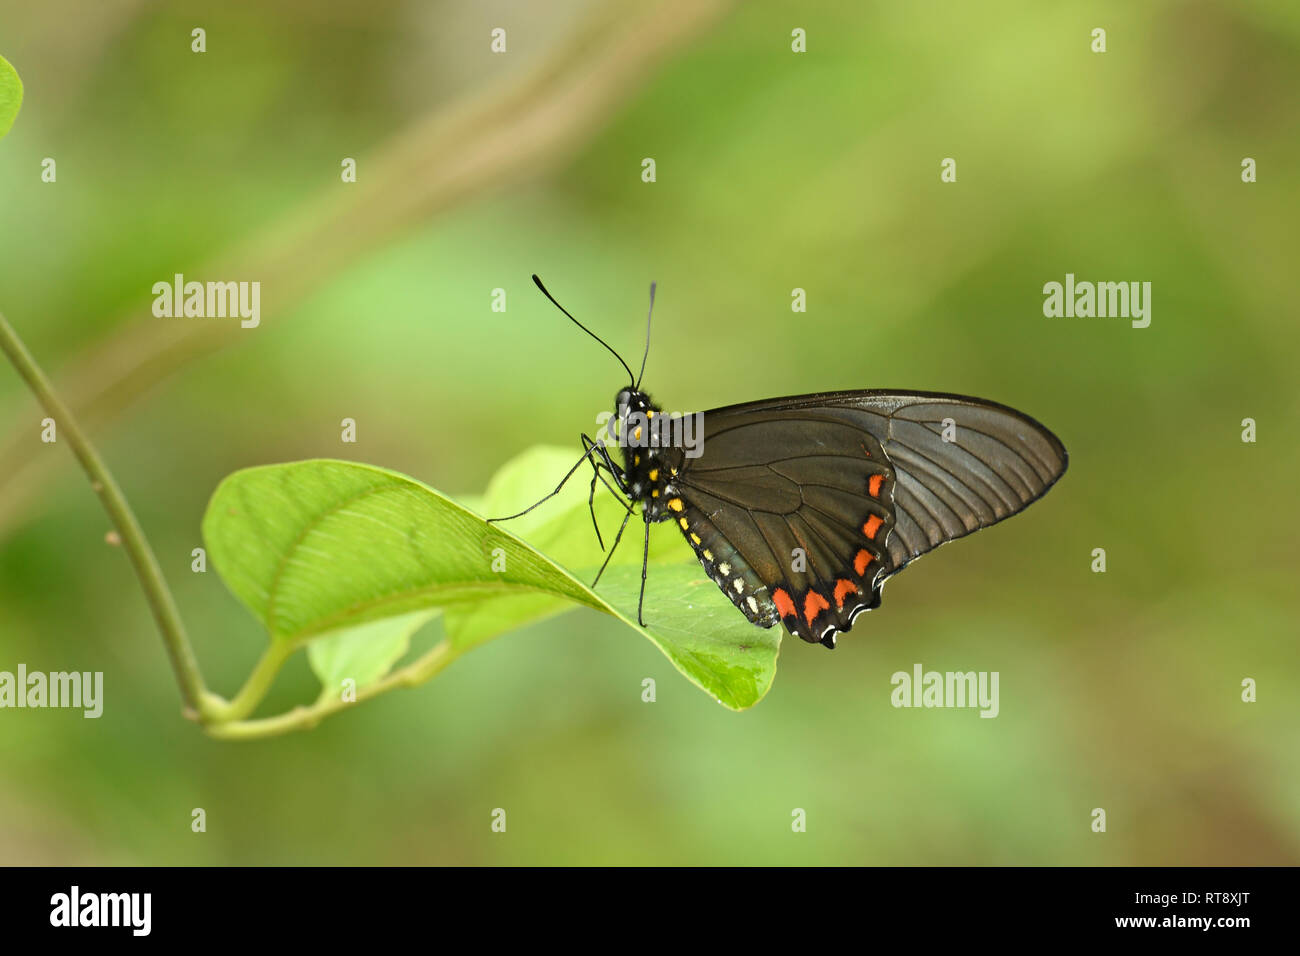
[671,498,780,628]
[670,412,893,646]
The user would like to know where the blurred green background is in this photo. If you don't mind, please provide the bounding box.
[1,0,1297,864]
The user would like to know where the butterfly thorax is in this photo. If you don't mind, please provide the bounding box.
[612,388,686,523]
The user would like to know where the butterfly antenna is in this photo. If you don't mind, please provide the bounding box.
[532,274,634,386]
[635,280,656,389]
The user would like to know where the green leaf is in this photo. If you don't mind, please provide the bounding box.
[202,458,601,640]
[0,55,22,140]
[307,609,438,693]
[202,456,782,709]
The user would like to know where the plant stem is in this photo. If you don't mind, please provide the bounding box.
[204,639,461,740]
[200,639,297,723]
[0,311,217,717]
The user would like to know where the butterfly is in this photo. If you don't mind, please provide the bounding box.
[491,276,1068,649]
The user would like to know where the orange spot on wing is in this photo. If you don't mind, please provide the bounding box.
[868,474,885,497]
[854,549,872,576]
[833,578,857,608]
[773,588,797,619]
[863,514,884,540]
[803,590,830,625]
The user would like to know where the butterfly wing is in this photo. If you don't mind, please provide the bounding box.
[666,390,1068,647]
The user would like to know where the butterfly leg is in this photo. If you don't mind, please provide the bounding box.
[580,434,630,500]
[590,463,631,507]
[637,512,651,627]
[487,442,605,523]
[590,507,632,589]
[585,470,605,550]
[578,433,633,549]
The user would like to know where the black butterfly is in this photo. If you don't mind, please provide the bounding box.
[491,276,1068,649]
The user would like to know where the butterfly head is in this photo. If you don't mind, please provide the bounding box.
[612,388,662,452]
[614,387,654,418]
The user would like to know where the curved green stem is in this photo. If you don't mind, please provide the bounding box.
[204,639,461,740]
[199,639,298,723]
[0,311,212,717]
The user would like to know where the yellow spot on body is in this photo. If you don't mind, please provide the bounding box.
[679,517,689,530]
[651,489,659,497]
[634,427,643,441]
[648,469,659,481]
[634,454,640,466]
[703,550,713,561]
[691,533,701,545]
[646,410,654,418]
[668,498,684,512]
